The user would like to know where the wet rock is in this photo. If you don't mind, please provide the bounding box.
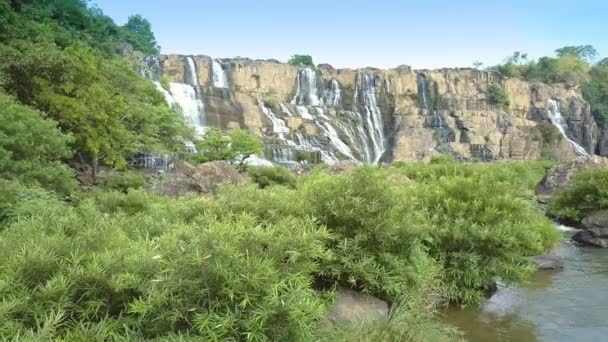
[530,255,563,270]
[572,228,608,248]
[581,210,608,229]
[536,155,608,200]
[325,288,388,323]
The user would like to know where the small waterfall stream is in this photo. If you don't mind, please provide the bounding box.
[547,99,588,156]
[417,73,429,109]
[355,73,387,163]
[212,60,229,88]
[291,68,322,106]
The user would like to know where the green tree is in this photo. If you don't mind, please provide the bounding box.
[0,93,76,194]
[191,129,262,168]
[472,61,484,70]
[193,128,235,162]
[120,14,160,55]
[288,54,314,67]
[556,45,598,62]
[229,129,263,169]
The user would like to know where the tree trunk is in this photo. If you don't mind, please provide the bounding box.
[91,155,98,184]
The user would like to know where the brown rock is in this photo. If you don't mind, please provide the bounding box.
[151,161,244,196]
[327,160,356,174]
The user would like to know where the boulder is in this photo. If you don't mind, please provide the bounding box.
[151,161,244,196]
[327,160,356,174]
[325,288,388,324]
[536,155,608,200]
[581,210,608,229]
[191,161,244,194]
[530,255,563,270]
[572,228,608,248]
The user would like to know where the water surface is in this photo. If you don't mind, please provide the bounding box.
[444,232,608,342]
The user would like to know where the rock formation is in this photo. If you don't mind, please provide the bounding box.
[143,54,599,166]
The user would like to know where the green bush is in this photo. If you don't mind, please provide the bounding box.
[248,166,297,188]
[101,171,146,193]
[548,169,608,223]
[487,84,510,109]
[0,161,559,340]
[288,54,314,67]
[0,191,331,341]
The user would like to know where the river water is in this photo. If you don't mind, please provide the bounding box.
[444,230,608,342]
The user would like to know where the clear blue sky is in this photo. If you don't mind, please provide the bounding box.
[94,0,607,69]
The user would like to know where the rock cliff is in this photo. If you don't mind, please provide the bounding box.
[144,54,599,166]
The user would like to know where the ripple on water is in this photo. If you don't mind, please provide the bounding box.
[444,230,608,342]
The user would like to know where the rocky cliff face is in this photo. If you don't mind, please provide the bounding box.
[144,54,598,166]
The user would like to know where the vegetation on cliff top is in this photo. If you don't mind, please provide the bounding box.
[288,54,315,67]
[488,45,608,127]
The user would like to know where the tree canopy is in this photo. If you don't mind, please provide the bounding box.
[288,54,314,67]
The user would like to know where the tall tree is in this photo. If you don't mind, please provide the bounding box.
[120,14,160,55]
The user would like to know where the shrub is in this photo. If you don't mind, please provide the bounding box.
[0,191,331,341]
[288,54,314,67]
[101,170,146,193]
[487,83,510,109]
[548,169,608,223]
[248,166,297,188]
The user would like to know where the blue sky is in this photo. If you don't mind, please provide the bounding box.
[94,0,607,69]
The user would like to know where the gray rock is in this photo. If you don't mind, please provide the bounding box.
[572,228,608,248]
[150,160,244,196]
[582,210,608,229]
[325,288,388,323]
[536,156,608,200]
[530,255,563,270]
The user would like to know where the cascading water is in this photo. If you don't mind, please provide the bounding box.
[355,73,387,163]
[547,99,588,156]
[417,73,429,109]
[212,60,229,88]
[323,79,342,107]
[168,57,207,138]
[291,68,321,106]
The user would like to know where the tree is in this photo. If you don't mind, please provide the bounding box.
[193,128,234,162]
[0,93,76,194]
[191,129,262,168]
[230,129,263,169]
[120,15,159,55]
[556,45,597,62]
[472,61,484,70]
[288,54,314,67]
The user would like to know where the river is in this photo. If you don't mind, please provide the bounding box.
[444,229,608,342]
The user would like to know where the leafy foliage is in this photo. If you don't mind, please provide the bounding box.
[120,14,159,55]
[487,83,510,109]
[0,93,76,194]
[248,166,297,188]
[101,171,146,193]
[192,128,263,168]
[548,169,608,224]
[288,54,314,67]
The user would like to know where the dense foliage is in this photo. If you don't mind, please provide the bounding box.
[0,93,76,194]
[0,160,557,340]
[191,128,263,168]
[0,0,191,184]
[288,54,314,67]
[548,169,608,224]
[248,165,297,188]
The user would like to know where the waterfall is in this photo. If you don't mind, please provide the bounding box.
[212,60,229,88]
[291,68,321,106]
[417,73,429,109]
[355,73,387,163]
[258,99,290,134]
[547,99,588,156]
[323,79,342,107]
